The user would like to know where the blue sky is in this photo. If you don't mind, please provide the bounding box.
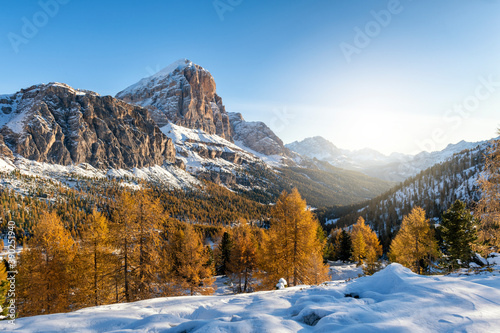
[1,0,499,154]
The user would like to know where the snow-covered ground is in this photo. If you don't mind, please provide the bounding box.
[4,258,500,332]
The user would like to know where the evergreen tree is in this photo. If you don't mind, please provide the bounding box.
[337,230,352,262]
[440,200,477,270]
[389,207,440,274]
[216,231,232,276]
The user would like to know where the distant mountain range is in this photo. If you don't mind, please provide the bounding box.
[286,136,488,182]
[0,59,494,209]
[320,142,487,249]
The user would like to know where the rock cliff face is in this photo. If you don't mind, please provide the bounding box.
[116,59,233,141]
[0,83,175,169]
[228,112,290,156]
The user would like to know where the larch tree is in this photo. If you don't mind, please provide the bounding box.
[389,207,440,274]
[79,209,113,307]
[112,190,166,301]
[262,189,328,288]
[350,217,382,274]
[18,211,76,316]
[227,223,258,293]
[169,224,215,296]
[134,190,164,300]
[475,134,500,255]
[0,260,8,316]
[112,191,138,303]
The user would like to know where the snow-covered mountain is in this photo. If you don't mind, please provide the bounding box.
[286,137,408,176]
[0,82,176,168]
[229,112,291,157]
[0,79,392,208]
[116,59,233,141]
[116,59,292,159]
[326,143,488,248]
[287,136,489,182]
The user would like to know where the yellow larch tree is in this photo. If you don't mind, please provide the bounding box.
[18,211,76,316]
[79,209,114,307]
[475,134,500,255]
[168,224,215,295]
[389,207,440,274]
[227,223,258,293]
[261,189,328,288]
[350,217,382,274]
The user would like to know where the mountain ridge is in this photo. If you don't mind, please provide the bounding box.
[287,135,489,182]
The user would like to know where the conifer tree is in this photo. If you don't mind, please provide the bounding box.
[350,217,382,274]
[440,200,477,270]
[262,189,328,288]
[112,190,166,301]
[134,190,164,299]
[0,260,8,316]
[389,207,440,274]
[216,231,232,276]
[227,224,258,293]
[337,230,352,262]
[476,134,500,255]
[169,224,215,295]
[79,210,113,306]
[18,211,76,316]
[112,192,138,302]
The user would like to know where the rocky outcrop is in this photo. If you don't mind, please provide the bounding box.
[116,59,233,141]
[229,112,290,156]
[0,83,176,169]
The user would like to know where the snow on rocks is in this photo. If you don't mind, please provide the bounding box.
[0,155,199,194]
[5,263,500,332]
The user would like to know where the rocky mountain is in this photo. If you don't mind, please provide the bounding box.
[287,136,488,182]
[116,59,233,141]
[0,81,392,208]
[116,59,291,159]
[0,83,175,169]
[228,112,290,157]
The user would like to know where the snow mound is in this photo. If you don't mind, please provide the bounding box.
[5,263,500,332]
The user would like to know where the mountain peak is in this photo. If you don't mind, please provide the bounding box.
[152,58,194,79]
[116,59,233,141]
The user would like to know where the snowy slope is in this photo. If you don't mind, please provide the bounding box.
[160,121,262,175]
[0,155,199,194]
[4,261,500,332]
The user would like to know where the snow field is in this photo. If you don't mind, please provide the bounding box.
[4,262,500,332]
